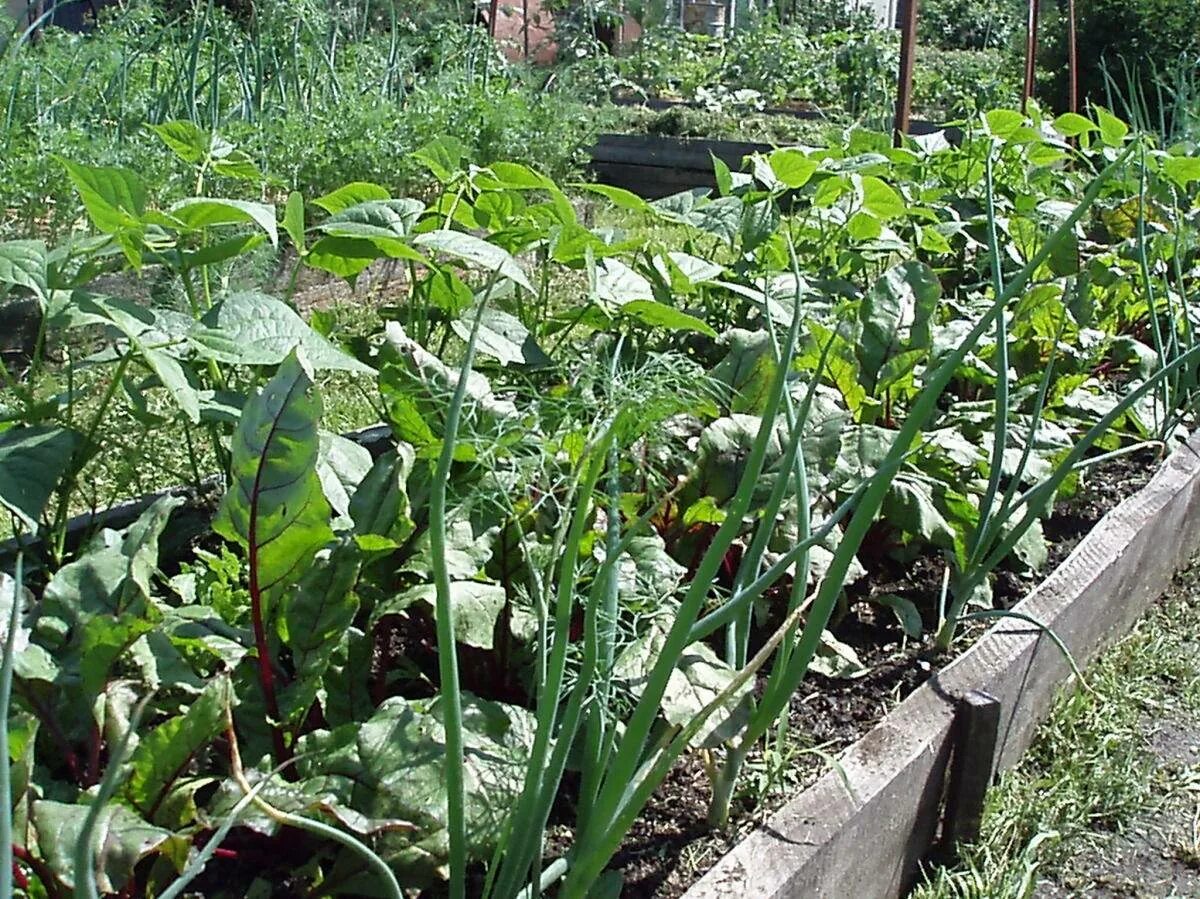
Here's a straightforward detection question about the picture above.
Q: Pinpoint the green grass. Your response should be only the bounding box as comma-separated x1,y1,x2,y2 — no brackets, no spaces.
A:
914,561,1200,898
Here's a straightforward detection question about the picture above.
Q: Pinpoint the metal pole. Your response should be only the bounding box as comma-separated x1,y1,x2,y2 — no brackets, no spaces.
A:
892,0,918,146
1021,0,1040,112
1066,0,1078,114
523,0,530,59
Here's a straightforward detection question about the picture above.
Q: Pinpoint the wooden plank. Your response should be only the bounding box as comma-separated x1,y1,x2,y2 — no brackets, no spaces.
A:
590,161,719,199
684,432,1200,898
941,690,1002,851
0,424,395,569
591,133,772,169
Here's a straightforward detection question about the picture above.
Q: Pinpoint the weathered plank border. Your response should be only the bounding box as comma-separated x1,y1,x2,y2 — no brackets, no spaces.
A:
589,120,961,198
0,424,394,567
684,433,1200,898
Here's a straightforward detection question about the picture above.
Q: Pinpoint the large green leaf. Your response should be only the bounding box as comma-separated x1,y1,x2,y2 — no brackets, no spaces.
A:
316,431,373,519
607,534,687,603
413,231,534,292
857,261,941,392
29,800,180,892
0,425,80,530
305,235,386,281
767,148,819,188
403,518,497,581
653,251,723,291
882,475,956,549
79,615,156,698
140,345,201,423
372,581,506,650
1162,155,1200,188
614,620,751,748
58,159,146,235
0,239,48,297
620,300,717,337
449,306,550,366
68,293,203,422
711,328,776,414
312,197,430,267
169,198,278,247
693,414,787,505
283,191,306,254
148,121,211,164
663,640,753,748
313,182,391,214
740,199,780,251
197,291,373,374
572,182,652,214
279,541,361,723
859,175,905,220
322,198,424,237
42,497,181,624
295,694,536,887
348,447,416,541
0,571,56,684
595,258,654,306
125,677,230,826
684,197,743,245
213,351,334,611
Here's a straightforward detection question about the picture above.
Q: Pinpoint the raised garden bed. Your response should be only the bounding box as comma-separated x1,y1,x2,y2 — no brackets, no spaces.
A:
677,432,1200,898
591,98,961,197
2,106,1197,899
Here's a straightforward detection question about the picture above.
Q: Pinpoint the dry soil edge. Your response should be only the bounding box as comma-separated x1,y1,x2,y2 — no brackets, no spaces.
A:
683,432,1200,899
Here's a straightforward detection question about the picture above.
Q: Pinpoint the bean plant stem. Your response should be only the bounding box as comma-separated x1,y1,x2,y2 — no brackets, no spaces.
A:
52,349,133,564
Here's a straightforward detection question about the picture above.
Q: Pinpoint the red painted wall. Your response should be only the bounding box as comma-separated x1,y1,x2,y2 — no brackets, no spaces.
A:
488,1,642,64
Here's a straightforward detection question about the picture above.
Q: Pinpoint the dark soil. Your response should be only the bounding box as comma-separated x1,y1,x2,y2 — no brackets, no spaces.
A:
610,446,1163,898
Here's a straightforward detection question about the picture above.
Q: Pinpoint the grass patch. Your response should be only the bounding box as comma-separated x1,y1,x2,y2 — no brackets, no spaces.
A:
914,561,1200,897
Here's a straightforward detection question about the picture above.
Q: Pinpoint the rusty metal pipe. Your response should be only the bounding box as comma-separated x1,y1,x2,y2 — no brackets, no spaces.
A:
893,0,919,145
1067,0,1078,113
1022,0,1040,112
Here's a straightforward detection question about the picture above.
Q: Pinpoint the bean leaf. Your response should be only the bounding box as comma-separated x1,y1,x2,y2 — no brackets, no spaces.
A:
0,426,81,530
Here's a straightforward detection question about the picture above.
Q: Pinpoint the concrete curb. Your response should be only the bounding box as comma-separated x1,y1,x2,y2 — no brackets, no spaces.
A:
683,433,1200,898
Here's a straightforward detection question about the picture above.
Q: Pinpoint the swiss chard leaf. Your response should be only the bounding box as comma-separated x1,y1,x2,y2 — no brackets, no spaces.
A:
294,694,535,888
857,262,940,394
213,351,334,612
279,541,361,723
29,800,181,893
125,677,231,826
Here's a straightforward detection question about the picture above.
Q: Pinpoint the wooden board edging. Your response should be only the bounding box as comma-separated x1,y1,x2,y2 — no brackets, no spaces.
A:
0,424,394,568
683,434,1200,898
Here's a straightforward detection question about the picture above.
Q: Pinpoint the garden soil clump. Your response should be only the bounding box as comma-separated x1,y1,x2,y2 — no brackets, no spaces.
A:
612,448,1163,898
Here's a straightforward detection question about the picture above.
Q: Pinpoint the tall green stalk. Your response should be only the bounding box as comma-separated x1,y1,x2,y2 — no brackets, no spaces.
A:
431,267,500,898
0,552,22,899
